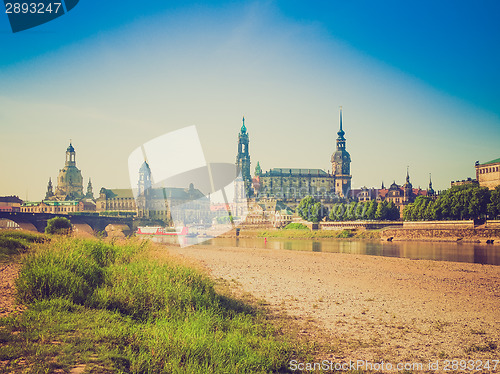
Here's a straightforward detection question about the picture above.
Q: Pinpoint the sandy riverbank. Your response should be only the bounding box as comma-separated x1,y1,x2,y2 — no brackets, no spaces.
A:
168,244,500,371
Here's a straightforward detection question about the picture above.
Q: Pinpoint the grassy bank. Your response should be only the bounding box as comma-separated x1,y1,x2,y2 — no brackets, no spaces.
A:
0,230,45,262
0,235,303,373
257,229,381,240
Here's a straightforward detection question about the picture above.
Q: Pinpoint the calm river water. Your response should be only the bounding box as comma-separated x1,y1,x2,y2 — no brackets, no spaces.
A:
169,237,500,266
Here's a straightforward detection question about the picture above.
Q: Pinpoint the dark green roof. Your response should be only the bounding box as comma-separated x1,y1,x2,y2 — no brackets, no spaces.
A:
150,187,205,200
480,158,500,166
103,189,135,199
22,200,79,206
264,168,329,177
102,187,205,200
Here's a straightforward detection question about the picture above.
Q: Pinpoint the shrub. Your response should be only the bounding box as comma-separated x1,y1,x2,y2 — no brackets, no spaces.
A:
337,230,353,238
283,223,309,230
45,217,72,235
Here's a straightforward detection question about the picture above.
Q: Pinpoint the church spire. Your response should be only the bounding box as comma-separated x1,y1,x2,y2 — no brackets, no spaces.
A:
406,166,410,183
45,178,54,200
255,161,262,177
331,106,351,197
241,116,246,133
428,173,435,196
86,178,94,199
337,106,345,140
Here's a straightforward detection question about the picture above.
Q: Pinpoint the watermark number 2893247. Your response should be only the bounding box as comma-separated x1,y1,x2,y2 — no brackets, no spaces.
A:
3,0,79,32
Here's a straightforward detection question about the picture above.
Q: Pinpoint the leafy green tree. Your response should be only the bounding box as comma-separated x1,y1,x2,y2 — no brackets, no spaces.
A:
355,202,366,220
365,200,378,220
329,203,343,221
386,201,401,221
297,196,326,223
328,203,338,221
468,187,491,219
345,202,358,220
45,217,72,235
488,185,500,219
410,196,431,221
375,200,388,220
423,200,437,221
433,184,491,220
403,203,414,221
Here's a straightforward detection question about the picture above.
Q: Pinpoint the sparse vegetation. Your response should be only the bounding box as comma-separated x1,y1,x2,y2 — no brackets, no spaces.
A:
0,230,45,262
466,341,498,353
283,222,310,230
258,228,381,239
0,236,299,373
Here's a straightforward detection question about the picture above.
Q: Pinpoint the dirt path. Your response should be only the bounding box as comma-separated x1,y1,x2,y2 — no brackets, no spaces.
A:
0,263,22,318
168,244,500,370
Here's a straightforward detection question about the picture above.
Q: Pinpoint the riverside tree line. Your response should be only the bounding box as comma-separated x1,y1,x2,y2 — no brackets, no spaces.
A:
297,184,500,223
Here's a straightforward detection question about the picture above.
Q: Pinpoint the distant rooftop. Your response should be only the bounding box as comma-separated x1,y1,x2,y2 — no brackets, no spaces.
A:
0,196,22,204
480,157,500,166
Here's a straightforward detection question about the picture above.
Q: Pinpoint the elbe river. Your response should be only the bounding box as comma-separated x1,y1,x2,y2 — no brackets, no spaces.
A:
169,237,500,266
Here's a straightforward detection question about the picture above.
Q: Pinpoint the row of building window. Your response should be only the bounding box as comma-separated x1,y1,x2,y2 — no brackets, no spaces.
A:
22,206,75,213
107,203,135,209
480,166,499,174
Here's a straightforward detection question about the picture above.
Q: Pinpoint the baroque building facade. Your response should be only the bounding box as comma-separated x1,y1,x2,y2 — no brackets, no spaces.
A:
475,157,500,190
96,161,210,225
48,143,91,201
21,142,96,213
253,108,351,201
374,170,431,216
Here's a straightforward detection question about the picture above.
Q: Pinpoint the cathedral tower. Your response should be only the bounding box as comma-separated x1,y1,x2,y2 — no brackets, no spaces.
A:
45,178,54,200
236,117,253,197
427,173,435,196
54,142,84,200
136,161,152,218
86,178,94,199
331,107,352,197
403,167,414,203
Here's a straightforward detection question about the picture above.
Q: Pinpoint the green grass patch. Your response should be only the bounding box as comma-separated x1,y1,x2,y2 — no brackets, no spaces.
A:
258,228,381,240
283,223,309,230
0,230,45,262
1,237,299,373
466,341,498,353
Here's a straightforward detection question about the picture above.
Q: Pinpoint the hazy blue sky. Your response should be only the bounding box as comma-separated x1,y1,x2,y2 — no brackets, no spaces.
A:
0,0,499,199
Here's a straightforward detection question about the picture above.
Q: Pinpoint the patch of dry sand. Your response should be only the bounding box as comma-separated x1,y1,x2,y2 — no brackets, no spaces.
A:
168,244,500,370
0,263,23,318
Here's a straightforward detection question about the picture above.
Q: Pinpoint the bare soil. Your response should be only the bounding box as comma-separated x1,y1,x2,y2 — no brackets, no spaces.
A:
0,263,23,318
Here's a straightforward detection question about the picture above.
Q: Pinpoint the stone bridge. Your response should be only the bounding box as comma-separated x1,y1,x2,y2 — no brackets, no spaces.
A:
0,212,133,233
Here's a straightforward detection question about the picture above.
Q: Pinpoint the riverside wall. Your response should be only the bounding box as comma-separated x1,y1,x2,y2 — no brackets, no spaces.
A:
319,221,403,230
384,226,500,242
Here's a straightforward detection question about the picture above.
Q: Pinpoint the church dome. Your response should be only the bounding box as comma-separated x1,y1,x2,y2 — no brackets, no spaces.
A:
389,181,399,190
67,143,75,152
331,149,350,163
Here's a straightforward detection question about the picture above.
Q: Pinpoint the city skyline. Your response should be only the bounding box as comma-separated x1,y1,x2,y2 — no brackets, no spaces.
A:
1,1,499,200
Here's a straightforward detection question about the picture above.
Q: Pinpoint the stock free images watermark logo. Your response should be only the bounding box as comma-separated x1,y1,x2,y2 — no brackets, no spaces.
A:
3,0,79,33
128,126,248,248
